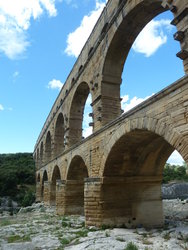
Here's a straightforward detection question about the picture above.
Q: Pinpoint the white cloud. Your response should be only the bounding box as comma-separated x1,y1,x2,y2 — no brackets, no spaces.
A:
83,93,92,138
47,79,64,90
167,150,184,165
83,126,92,138
65,0,106,57
13,71,19,78
85,93,92,106
64,0,72,4
0,104,4,111
121,94,154,113
0,0,58,59
63,0,78,8
132,19,172,57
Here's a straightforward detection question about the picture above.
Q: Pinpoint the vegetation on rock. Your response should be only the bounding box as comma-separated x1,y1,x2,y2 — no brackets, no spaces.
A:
163,162,188,184
0,153,35,207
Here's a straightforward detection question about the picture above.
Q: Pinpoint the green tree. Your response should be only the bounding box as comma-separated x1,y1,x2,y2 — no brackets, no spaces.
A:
0,153,35,206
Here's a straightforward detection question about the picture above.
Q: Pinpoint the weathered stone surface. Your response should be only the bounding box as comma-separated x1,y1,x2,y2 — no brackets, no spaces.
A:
33,0,188,228
0,200,187,250
162,183,188,199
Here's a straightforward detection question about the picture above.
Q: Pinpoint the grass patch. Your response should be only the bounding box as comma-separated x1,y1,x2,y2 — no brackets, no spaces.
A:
7,234,31,243
60,237,71,246
88,227,98,232
125,242,139,250
116,237,125,242
183,236,188,243
61,216,72,227
61,216,69,221
81,221,85,227
142,238,152,245
101,224,112,230
62,221,71,227
0,219,13,227
142,233,148,238
163,232,171,241
75,229,88,238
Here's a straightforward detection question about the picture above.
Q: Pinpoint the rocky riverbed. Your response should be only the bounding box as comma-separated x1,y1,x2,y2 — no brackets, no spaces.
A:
0,199,188,250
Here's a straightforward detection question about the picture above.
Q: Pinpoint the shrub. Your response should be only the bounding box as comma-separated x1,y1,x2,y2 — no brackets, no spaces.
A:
21,190,35,207
125,242,139,250
163,163,188,183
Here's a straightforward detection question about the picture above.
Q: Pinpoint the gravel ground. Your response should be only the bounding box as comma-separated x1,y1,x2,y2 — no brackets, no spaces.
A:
0,199,188,250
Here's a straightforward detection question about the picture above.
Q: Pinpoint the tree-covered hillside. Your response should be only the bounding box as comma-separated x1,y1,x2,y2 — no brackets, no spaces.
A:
163,162,188,184
0,153,35,206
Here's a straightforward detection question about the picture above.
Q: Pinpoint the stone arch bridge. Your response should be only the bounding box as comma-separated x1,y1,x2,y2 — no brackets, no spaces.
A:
34,0,188,227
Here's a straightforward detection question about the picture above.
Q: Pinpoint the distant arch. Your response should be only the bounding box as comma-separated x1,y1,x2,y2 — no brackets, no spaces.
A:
54,113,65,157
52,165,61,182
40,141,44,165
67,155,88,180
37,172,40,183
45,131,52,162
50,165,61,205
66,155,88,215
36,148,40,168
41,170,48,199
68,82,91,146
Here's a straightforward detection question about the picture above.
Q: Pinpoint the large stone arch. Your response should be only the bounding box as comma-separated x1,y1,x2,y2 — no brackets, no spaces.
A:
54,113,65,157
64,155,89,215
102,0,167,80
100,117,188,176
96,117,187,227
100,0,186,124
68,82,92,146
45,131,52,163
50,165,61,205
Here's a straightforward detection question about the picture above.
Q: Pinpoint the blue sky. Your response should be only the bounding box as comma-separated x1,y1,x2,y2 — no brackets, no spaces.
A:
0,0,185,165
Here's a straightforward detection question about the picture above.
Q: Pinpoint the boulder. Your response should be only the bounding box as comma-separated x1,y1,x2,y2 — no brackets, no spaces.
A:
162,183,188,199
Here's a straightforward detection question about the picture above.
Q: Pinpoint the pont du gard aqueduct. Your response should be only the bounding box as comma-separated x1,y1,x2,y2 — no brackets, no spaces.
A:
34,0,188,228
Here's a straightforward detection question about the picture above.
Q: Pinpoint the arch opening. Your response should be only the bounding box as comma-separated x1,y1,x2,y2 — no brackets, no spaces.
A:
36,148,40,169
50,165,61,205
69,82,93,146
120,11,184,114
54,113,65,157
45,131,52,163
37,173,40,183
82,93,92,139
41,170,48,200
66,156,88,215
101,129,187,227
40,142,44,166
102,2,184,122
